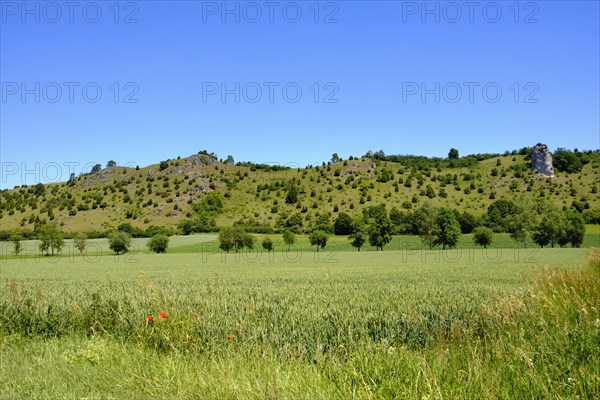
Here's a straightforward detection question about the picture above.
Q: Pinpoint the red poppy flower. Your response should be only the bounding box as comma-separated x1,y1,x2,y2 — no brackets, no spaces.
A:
146,315,153,322
191,313,198,317
227,335,232,341
159,312,167,319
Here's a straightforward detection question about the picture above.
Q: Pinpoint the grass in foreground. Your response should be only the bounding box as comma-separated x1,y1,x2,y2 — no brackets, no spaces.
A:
0,249,598,398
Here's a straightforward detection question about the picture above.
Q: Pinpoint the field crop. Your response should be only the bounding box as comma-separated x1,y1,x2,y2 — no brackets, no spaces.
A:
1,237,598,399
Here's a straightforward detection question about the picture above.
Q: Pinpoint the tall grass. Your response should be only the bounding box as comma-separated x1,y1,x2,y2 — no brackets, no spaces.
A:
1,250,598,398
589,248,600,273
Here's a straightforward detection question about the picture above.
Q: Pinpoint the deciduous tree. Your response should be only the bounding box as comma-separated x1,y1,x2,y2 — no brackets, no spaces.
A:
415,203,440,250
309,230,329,252
283,230,296,250
219,227,254,253
38,223,64,256
147,234,169,253
334,212,354,235
108,231,132,254
364,204,393,251
473,227,493,249
434,208,461,249
75,233,88,255
262,237,274,252
10,231,23,256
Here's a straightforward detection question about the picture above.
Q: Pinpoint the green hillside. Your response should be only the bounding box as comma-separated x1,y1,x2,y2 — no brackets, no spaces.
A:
1,148,599,234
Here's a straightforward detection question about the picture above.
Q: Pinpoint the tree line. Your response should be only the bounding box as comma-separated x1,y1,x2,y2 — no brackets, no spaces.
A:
7,223,171,257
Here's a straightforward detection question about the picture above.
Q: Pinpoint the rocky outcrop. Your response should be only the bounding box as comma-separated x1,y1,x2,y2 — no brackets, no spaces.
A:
531,143,554,177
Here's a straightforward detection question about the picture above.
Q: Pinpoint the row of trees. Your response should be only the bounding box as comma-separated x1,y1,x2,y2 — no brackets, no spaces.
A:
8,225,170,256
218,198,585,253
321,199,585,250
6,197,587,257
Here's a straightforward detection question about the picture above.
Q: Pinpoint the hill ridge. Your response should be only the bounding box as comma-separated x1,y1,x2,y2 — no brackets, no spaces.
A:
1,147,598,233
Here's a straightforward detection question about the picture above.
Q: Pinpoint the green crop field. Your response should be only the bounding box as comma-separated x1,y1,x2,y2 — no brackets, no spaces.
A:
1,235,598,399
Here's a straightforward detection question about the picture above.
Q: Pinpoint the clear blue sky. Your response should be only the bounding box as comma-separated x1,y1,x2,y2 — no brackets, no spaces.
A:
1,1,599,189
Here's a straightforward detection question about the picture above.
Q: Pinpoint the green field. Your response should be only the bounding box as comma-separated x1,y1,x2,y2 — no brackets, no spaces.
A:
1,235,598,399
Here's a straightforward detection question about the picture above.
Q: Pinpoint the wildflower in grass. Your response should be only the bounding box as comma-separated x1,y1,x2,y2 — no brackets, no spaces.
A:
146,315,153,322
159,312,167,319
191,312,198,317
227,335,232,341
72,306,79,311
67,315,71,319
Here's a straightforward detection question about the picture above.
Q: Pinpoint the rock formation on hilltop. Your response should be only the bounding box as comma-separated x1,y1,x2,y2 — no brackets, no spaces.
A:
531,143,555,177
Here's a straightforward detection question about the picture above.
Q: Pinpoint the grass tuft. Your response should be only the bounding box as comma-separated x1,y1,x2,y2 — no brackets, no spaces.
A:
589,248,600,273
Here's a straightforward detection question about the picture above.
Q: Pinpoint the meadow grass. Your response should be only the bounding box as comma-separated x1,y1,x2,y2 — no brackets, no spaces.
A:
1,242,598,398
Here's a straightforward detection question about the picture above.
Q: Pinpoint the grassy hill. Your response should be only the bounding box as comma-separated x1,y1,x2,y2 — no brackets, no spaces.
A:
1,149,599,233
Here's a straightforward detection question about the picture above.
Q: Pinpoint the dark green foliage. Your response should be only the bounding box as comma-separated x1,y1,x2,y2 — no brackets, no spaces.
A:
349,219,367,251
34,183,45,196
276,212,303,233
531,207,585,248
448,148,459,160
459,211,479,234
434,208,461,249
261,237,274,252
313,213,333,233
364,204,393,251
117,222,143,238
38,223,64,256
144,225,174,238
532,215,559,248
193,192,224,215
147,234,169,253
415,203,439,249
178,212,217,234
583,208,600,224
486,199,518,232
108,231,132,254
282,230,296,250
561,211,585,248
377,169,393,183
74,233,87,254
473,227,493,248
334,212,354,235
425,185,436,199
10,231,23,255
233,217,273,234
177,193,224,234
553,148,584,173
388,207,405,235
218,227,255,253
309,230,329,252
285,183,299,204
